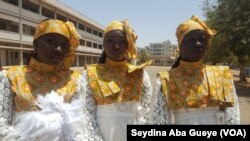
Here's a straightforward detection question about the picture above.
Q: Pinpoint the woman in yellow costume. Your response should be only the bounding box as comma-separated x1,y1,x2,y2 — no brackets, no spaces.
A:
149,15,240,124
0,19,98,140
82,20,152,141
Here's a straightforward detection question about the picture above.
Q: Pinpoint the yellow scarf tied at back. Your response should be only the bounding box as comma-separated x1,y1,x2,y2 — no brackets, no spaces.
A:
176,15,217,48
104,20,137,59
34,19,80,68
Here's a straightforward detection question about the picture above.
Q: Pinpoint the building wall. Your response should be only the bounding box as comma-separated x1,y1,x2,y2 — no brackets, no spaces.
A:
148,40,176,66
0,0,104,67
0,49,6,66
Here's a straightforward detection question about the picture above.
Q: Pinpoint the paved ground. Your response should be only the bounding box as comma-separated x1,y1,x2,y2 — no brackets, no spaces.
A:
72,65,250,124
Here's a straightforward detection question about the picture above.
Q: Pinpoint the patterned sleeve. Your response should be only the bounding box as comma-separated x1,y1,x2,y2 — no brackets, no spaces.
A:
137,70,153,124
148,76,170,125
81,70,103,141
0,70,16,140
225,80,240,124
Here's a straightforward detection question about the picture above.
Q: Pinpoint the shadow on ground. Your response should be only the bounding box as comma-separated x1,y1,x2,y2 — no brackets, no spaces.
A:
234,81,250,97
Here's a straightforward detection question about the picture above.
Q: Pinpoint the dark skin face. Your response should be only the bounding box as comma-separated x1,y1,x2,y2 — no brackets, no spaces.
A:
180,30,210,62
104,30,128,61
33,33,70,65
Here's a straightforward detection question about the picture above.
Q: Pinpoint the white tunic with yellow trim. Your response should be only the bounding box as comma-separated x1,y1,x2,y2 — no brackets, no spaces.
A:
149,61,240,125
83,59,153,141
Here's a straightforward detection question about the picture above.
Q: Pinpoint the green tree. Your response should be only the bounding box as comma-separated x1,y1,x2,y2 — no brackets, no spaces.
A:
203,0,250,82
204,34,238,65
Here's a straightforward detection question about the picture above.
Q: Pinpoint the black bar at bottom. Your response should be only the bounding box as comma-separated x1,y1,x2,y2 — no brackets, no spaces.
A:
127,125,250,141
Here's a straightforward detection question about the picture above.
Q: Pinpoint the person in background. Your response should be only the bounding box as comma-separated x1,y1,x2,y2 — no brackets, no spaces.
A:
81,20,153,141
149,15,240,125
0,19,97,140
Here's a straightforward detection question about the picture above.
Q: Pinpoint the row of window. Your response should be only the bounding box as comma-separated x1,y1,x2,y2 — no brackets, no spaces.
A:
0,18,19,32
1,50,100,66
10,51,100,61
0,18,102,49
0,18,40,35
0,41,102,56
151,53,165,55
79,39,103,49
2,0,18,6
2,0,103,38
150,45,163,48
154,60,161,63
150,49,165,51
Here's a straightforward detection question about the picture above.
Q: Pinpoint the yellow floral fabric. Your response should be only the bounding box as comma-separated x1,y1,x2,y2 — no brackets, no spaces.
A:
104,20,137,59
159,60,235,110
176,15,217,47
86,58,144,105
6,58,80,112
34,19,80,68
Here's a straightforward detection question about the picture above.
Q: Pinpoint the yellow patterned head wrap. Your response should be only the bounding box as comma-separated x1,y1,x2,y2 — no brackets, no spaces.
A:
176,15,217,48
104,20,137,59
33,19,80,68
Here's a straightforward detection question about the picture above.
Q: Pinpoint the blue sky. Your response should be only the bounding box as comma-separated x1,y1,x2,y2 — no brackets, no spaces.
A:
59,0,206,47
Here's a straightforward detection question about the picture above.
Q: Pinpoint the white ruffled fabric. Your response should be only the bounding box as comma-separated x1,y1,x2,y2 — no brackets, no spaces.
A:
0,117,19,141
4,91,86,141
0,70,96,141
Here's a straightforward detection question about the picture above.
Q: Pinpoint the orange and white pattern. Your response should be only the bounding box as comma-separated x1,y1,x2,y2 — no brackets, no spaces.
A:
6,58,80,112
159,60,235,110
86,58,143,105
